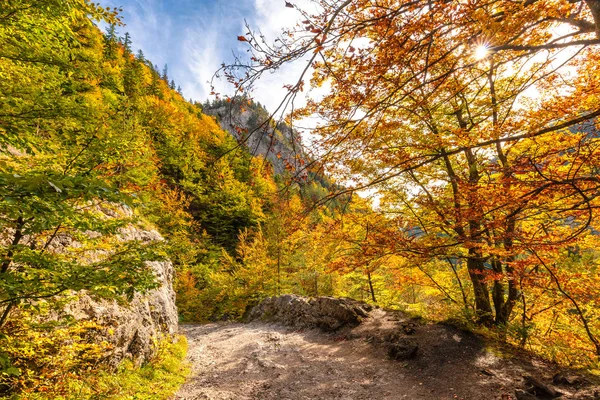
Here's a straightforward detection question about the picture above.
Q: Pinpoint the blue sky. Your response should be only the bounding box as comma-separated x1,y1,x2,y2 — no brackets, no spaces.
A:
99,0,308,110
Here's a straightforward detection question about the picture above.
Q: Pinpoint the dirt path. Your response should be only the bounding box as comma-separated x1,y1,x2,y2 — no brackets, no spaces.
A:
174,310,599,400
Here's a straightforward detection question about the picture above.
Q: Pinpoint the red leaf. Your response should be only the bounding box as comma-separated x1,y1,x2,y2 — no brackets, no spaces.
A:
285,1,294,8
237,36,248,42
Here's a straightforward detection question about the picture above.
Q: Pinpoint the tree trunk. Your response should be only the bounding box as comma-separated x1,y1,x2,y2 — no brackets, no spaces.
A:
366,270,377,303
0,217,26,327
494,217,519,326
467,253,493,325
491,258,505,323
1,216,24,274
277,247,281,296
0,302,14,329
496,274,519,326
585,0,600,38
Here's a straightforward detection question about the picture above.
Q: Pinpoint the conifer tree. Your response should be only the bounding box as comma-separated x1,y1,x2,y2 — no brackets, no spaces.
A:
162,64,169,82
122,32,132,55
103,23,118,59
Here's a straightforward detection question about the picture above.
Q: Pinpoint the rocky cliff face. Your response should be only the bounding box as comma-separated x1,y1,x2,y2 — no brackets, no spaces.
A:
63,242,178,366
51,208,179,366
204,102,308,179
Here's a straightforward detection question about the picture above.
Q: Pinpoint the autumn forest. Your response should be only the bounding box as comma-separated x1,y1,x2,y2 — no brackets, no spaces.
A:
1,0,600,398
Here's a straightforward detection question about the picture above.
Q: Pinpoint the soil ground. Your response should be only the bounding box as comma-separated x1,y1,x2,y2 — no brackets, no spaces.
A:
174,309,600,400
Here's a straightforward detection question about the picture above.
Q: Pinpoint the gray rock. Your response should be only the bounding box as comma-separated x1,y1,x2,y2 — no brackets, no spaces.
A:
515,389,539,400
3,203,178,367
248,295,372,332
63,258,178,367
553,372,584,386
386,339,418,360
523,375,562,399
55,213,178,366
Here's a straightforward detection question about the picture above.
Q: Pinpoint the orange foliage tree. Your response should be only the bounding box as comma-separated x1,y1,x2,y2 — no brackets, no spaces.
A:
224,0,600,353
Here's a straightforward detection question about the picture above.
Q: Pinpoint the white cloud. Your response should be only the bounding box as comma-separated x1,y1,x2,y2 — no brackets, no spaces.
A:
182,22,225,101
252,0,304,41
105,0,172,66
246,0,323,112
99,0,329,111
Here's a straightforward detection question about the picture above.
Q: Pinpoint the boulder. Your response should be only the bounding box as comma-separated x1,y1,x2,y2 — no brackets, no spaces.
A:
248,295,372,332
553,372,584,386
386,339,419,360
56,210,178,366
63,257,178,366
520,375,562,399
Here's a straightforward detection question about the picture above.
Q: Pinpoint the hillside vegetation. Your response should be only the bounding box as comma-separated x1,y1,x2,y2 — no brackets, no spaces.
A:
1,0,600,398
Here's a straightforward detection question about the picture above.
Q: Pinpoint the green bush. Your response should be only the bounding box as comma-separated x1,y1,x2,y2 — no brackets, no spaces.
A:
2,332,189,400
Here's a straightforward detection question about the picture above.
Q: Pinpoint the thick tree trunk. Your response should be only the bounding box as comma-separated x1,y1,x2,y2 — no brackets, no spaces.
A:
491,258,505,322
586,0,600,38
467,253,493,326
492,277,519,326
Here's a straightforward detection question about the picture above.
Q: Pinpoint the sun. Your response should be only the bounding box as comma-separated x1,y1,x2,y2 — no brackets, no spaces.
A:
475,45,489,60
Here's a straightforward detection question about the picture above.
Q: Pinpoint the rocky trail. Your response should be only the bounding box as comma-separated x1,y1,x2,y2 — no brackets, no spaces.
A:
174,296,600,400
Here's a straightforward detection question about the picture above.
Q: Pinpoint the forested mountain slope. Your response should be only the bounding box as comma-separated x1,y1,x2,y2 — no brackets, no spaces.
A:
203,99,307,178
0,1,275,396
0,2,356,396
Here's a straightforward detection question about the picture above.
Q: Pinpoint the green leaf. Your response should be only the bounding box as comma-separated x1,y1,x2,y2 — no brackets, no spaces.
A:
5,367,21,377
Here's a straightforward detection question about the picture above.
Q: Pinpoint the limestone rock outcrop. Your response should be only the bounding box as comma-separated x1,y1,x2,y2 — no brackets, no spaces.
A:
63,256,178,366
54,207,178,366
248,295,372,332
205,104,307,179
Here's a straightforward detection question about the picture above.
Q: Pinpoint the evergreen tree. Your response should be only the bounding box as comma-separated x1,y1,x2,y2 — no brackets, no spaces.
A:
103,23,118,59
124,54,143,98
122,32,132,55
149,70,161,97
162,64,169,82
